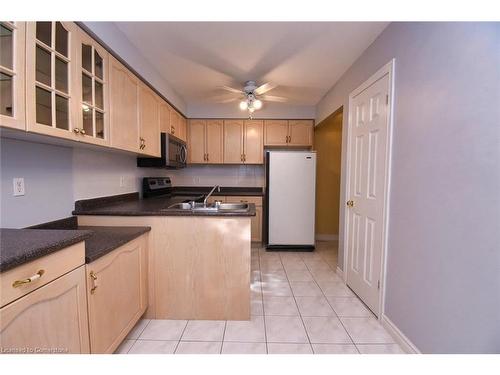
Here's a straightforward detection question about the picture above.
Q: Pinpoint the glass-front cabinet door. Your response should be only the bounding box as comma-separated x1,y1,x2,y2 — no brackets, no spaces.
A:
25,22,78,139
0,22,26,130
76,31,109,145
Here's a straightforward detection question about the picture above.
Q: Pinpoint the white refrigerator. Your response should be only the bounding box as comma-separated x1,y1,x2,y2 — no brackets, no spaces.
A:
265,151,316,250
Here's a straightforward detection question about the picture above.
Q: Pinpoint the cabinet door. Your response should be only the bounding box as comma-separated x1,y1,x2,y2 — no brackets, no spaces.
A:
139,83,160,157
206,119,223,164
159,102,171,134
244,120,264,164
170,110,180,137
26,22,79,140
0,266,90,354
75,30,109,146
178,116,187,141
252,206,262,242
0,22,25,130
288,120,313,146
264,120,288,146
223,120,244,164
188,119,206,164
109,56,139,152
86,236,148,354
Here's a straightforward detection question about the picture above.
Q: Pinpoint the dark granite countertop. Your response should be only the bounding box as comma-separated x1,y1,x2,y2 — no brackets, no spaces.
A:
73,193,256,217
30,217,151,264
0,228,92,273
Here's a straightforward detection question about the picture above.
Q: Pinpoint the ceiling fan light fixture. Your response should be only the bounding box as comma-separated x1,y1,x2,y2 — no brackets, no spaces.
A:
239,100,248,110
253,99,262,110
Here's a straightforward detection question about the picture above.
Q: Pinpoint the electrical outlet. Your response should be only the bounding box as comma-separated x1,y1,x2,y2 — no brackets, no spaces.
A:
13,178,25,196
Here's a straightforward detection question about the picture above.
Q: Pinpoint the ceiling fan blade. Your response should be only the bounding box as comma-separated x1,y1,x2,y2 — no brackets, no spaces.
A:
215,97,239,104
260,94,288,103
218,85,245,94
254,82,277,95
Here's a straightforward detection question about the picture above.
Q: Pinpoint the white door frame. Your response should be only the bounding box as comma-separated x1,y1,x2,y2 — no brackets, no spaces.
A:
342,59,395,318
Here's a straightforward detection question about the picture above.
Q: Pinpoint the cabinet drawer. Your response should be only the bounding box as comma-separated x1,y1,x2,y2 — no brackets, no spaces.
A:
0,242,85,307
225,196,262,206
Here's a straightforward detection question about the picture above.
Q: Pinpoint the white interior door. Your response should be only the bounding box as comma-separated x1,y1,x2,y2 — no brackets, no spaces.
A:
346,72,391,317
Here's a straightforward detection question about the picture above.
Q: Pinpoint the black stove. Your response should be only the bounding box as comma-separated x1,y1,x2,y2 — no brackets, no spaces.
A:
142,177,204,203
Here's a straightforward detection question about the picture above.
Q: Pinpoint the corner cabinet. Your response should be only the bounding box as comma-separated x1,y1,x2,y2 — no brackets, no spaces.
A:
0,22,26,130
25,22,80,140
109,55,139,153
86,235,148,354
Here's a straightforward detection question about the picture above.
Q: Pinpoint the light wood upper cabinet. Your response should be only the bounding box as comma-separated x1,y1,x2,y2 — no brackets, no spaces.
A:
25,22,79,140
86,235,148,354
264,120,288,146
223,119,244,164
170,109,180,138
159,102,171,134
138,83,160,157
0,265,90,354
109,55,139,152
243,120,264,164
264,119,314,147
75,29,109,146
188,119,206,163
178,116,187,142
0,22,26,130
288,120,313,146
188,119,224,164
206,120,223,163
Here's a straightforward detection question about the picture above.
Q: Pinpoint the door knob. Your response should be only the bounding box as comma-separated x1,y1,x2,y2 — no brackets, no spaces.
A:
346,200,354,207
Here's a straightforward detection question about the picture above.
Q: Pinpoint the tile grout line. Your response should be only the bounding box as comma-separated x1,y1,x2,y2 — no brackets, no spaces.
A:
302,252,359,353
258,246,269,354
279,252,313,352
173,320,189,354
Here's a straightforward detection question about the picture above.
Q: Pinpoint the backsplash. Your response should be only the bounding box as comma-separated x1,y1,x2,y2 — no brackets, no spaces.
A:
0,137,265,227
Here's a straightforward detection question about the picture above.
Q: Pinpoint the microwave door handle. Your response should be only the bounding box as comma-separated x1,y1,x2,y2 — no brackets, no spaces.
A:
180,145,187,164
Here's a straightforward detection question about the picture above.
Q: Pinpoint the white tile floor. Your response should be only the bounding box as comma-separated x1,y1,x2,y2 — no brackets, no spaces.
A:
115,241,404,354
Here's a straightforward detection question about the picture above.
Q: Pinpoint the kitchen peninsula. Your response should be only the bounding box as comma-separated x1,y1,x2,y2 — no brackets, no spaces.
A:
74,182,255,321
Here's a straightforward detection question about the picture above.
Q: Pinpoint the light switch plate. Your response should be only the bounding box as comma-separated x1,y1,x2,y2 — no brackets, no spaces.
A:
13,178,25,196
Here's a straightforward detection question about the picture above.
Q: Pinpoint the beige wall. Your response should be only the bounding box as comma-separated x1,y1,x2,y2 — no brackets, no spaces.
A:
314,108,342,236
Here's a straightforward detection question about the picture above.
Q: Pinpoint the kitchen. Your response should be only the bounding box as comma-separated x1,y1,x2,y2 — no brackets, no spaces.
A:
1,6,499,369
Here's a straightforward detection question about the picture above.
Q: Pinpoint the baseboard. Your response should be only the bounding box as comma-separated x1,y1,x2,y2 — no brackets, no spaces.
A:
336,266,344,280
380,314,421,354
315,234,339,241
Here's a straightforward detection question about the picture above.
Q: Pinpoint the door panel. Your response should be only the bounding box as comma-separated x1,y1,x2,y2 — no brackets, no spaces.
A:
188,119,206,163
138,84,160,157
206,120,223,164
243,120,263,164
346,74,390,316
223,120,244,164
264,120,288,146
86,236,147,353
159,103,171,134
0,266,90,353
288,120,313,146
109,56,139,152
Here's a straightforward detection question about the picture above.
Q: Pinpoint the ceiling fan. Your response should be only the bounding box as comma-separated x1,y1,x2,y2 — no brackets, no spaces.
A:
216,80,287,116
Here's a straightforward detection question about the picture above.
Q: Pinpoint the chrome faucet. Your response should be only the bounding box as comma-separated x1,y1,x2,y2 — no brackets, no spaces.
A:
203,185,220,206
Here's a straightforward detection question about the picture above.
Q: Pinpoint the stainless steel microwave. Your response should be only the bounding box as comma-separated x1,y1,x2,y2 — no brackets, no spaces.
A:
137,133,187,169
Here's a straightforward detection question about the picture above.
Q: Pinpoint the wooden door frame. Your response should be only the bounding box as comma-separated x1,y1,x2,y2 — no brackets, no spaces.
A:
342,59,395,318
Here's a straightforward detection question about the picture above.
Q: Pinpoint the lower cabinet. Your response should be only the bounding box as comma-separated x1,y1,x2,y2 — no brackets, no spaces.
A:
86,235,148,353
210,196,263,242
0,265,90,354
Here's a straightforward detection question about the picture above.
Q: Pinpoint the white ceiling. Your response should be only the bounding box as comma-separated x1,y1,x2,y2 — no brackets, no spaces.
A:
114,22,388,110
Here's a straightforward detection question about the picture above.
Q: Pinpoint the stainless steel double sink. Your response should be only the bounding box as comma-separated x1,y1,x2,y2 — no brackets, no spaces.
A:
164,201,250,213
